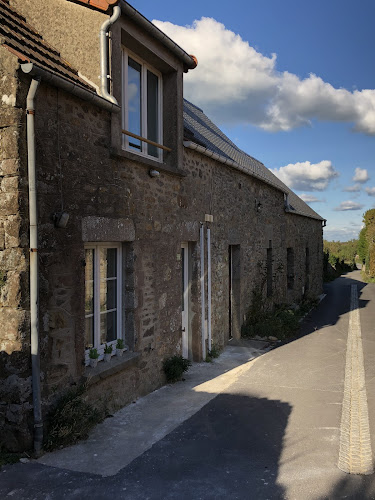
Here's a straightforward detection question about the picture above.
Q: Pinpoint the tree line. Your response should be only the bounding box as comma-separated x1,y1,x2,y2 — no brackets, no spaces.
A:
323,208,375,281
358,208,375,279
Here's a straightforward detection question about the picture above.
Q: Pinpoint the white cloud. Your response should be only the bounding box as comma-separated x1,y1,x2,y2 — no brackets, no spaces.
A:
154,18,375,134
323,225,362,241
353,167,370,183
270,160,339,191
299,194,324,203
334,200,364,211
365,187,375,196
343,184,361,192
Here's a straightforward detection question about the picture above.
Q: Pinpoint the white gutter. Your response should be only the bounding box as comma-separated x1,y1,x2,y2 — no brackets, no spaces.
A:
26,78,43,455
207,227,212,352
183,140,287,195
21,63,120,113
200,225,206,360
99,5,121,104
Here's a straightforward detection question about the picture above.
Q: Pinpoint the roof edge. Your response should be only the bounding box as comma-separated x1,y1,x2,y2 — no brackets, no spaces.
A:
184,141,324,221
120,1,197,71
21,62,120,113
183,140,287,195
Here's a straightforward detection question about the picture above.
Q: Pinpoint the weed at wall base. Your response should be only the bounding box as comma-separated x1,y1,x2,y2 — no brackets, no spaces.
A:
45,382,105,451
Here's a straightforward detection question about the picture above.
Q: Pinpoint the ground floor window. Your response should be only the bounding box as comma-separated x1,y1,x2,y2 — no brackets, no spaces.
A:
85,243,122,359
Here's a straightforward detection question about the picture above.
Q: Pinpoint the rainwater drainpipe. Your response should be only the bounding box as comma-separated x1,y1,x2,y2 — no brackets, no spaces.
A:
207,227,212,352
200,225,206,360
99,5,121,104
26,78,43,455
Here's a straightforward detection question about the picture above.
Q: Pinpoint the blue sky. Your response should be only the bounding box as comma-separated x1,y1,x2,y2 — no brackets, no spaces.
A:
138,0,375,241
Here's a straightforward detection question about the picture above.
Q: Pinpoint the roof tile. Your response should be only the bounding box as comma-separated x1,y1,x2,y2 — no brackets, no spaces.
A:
0,0,94,91
68,0,117,12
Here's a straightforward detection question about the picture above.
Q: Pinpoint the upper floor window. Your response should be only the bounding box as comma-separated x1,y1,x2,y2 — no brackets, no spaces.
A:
122,49,163,161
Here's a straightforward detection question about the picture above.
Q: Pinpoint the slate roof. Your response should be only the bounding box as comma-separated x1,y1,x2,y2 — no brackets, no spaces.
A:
0,0,93,91
183,99,324,221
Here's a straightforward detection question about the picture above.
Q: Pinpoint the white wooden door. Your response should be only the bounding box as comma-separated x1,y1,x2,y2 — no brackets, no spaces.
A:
181,243,189,358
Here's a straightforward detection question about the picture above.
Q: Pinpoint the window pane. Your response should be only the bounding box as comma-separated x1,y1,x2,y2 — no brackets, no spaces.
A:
106,248,117,278
85,316,94,349
99,248,117,312
100,279,117,312
85,248,94,281
147,70,159,158
85,249,94,315
100,311,117,344
99,248,117,279
128,57,142,151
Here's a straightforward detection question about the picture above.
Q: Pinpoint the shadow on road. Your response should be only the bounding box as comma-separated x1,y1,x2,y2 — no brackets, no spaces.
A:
0,394,291,499
317,473,375,499
282,272,370,347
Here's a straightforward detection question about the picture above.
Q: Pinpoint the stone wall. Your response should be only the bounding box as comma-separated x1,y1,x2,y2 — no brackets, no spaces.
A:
0,50,33,451
0,68,323,451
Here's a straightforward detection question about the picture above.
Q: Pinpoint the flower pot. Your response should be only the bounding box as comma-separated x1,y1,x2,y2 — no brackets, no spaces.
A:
104,353,112,362
90,358,98,368
116,348,124,357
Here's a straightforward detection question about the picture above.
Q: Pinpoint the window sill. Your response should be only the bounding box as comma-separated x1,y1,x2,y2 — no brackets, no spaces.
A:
83,351,140,385
110,147,186,177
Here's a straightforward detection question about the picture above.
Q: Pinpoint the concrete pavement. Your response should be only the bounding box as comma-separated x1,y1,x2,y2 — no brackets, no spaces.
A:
1,270,375,499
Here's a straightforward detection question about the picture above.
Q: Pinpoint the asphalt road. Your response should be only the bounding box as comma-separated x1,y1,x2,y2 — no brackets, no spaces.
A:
1,270,375,499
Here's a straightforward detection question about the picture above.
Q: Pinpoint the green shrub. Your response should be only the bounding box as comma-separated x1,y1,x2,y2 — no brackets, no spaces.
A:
163,355,191,383
206,343,221,362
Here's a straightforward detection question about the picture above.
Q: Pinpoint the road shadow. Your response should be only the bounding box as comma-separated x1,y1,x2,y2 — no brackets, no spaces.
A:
0,393,291,500
275,272,371,348
316,473,375,499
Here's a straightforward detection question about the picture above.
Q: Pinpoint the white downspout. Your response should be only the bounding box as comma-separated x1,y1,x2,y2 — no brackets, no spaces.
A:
27,78,43,455
207,227,212,352
200,224,206,360
99,5,121,104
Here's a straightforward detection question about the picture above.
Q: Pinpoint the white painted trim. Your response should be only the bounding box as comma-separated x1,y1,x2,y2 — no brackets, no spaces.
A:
200,225,206,360
207,228,212,351
181,242,189,359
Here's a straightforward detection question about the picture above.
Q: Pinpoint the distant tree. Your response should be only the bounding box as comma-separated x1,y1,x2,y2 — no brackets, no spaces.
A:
359,209,375,278
357,227,368,264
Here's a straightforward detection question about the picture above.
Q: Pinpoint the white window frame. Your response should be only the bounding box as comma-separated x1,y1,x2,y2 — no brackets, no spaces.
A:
84,242,123,364
122,48,163,162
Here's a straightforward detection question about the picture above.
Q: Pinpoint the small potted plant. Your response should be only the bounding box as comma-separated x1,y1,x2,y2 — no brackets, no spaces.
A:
103,343,113,362
116,338,125,357
89,347,99,368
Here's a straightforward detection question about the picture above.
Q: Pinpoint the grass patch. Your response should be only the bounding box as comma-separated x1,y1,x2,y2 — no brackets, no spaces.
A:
361,270,375,283
45,382,104,451
163,355,191,383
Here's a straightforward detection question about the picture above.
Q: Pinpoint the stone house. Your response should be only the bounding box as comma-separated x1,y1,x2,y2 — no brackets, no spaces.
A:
0,0,324,453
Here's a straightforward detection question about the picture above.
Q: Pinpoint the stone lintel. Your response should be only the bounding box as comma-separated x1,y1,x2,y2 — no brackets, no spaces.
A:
82,217,135,242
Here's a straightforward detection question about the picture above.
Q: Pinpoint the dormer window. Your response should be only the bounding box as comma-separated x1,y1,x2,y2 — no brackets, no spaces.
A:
122,49,163,161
